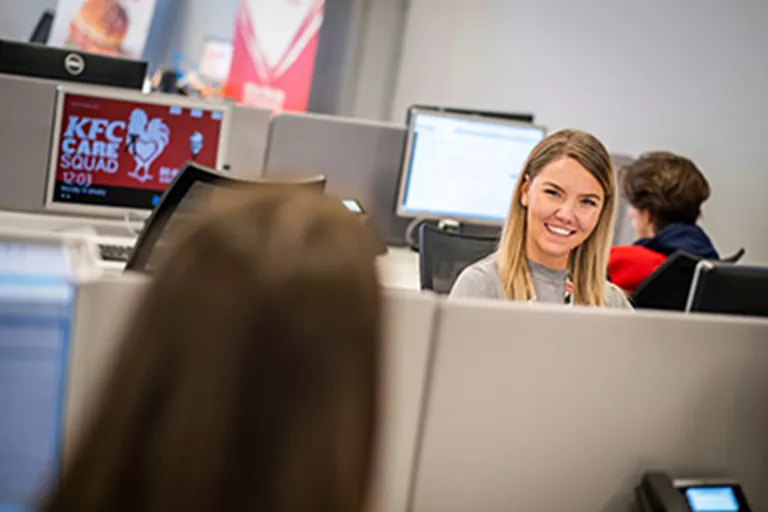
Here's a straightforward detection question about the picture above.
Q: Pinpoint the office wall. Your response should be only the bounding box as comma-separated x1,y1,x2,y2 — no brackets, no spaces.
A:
391,0,768,263
144,0,238,71
310,0,406,119
350,0,408,120
0,0,57,41
0,0,235,70
0,0,396,115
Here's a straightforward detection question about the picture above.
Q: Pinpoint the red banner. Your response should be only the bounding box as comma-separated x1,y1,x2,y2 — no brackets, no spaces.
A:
225,0,325,112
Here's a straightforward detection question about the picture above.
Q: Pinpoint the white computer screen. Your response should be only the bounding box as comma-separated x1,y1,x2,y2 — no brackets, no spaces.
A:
0,239,74,510
398,111,545,224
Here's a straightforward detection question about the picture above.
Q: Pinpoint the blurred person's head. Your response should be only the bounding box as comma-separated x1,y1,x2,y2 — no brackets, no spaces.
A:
619,151,711,239
498,129,617,306
44,191,381,512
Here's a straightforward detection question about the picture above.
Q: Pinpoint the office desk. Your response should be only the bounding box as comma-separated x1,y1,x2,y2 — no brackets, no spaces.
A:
0,209,423,289
99,246,422,289
90,244,423,288
101,244,422,290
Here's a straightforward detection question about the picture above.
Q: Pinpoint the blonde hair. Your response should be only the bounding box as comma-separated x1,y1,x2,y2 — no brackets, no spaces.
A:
497,129,616,306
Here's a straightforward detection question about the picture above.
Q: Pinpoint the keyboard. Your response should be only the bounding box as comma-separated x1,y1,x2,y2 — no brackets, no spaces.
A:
98,243,134,263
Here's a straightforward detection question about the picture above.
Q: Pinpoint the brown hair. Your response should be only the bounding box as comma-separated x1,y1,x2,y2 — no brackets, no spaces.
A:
498,129,616,306
45,191,381,512
619,151,710,232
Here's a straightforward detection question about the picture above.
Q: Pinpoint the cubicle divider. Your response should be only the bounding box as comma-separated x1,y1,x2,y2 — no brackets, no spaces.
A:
62,276,768,512
0,75,59,214
63,279,438,512
368,291,439,512
412,302,768,512
64,273,150,465
263,113,411,245
611,153,635,246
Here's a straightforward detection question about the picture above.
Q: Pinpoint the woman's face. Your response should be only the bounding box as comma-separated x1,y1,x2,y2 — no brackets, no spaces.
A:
521,156,605,269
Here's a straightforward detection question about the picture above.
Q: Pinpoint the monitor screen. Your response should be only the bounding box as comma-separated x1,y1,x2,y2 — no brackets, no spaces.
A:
0,239,74,510
45,89,229,215
342,199,364,213
685,486,741,511
397,110,545,224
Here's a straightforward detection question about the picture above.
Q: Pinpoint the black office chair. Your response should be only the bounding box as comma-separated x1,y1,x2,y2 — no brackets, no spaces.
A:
628,251,702,311
721,248,746,264
686,261,768,318
418,223,498,294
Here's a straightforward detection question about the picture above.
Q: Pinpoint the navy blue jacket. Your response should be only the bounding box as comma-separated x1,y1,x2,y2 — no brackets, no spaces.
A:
635,222,719,260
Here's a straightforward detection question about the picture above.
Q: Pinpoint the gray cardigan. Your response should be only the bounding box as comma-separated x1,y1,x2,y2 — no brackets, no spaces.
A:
450,255,632,309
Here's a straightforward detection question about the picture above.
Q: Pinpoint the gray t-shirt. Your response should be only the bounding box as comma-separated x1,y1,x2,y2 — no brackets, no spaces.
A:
449,255,632,309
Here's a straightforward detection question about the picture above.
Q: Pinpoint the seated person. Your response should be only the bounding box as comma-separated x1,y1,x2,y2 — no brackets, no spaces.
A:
43,191,381,512
609,152,719,293
450,129,630,308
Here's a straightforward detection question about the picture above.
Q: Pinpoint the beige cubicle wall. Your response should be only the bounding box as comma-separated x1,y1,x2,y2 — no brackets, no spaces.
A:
60,280,438,512
63,273,150,465
411,301,768,512
59,273,768,511
263,113,410,245
368,291,438,512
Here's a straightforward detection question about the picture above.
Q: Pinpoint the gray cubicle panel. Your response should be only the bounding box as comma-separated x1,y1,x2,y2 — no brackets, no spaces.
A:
611,153,635,246
0,74,268,217
63,273,150,466
221,103,271,178
368,291,438,512
263,113,410,245
0,74,59,214
412,302,768,512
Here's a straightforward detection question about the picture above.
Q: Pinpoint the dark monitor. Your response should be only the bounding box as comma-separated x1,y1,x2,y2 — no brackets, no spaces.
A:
125,162,326,274
406,104,534,125
0,39,146,90
686,261,768,318
29,10,55,44
0,236,75,509
45,85,231,217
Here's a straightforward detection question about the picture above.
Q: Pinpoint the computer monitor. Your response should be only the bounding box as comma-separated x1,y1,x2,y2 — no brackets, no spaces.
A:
396,108,546,225
405,104,535,125
685,261,768,318
125,162,326,273
0,39,147,90
0,234,77,510
44,85,231,217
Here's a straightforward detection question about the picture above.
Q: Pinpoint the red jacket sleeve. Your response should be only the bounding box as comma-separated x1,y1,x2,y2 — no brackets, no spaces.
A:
608,246,667,293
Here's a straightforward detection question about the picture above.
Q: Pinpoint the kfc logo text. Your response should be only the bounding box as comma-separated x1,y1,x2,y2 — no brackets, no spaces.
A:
59,109,172,184
60,116,125,174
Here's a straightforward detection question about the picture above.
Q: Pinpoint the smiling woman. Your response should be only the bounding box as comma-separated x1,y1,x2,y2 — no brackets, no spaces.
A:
450,129,631,308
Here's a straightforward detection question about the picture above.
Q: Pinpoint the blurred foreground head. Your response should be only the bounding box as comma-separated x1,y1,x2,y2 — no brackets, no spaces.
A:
45,191,381,512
